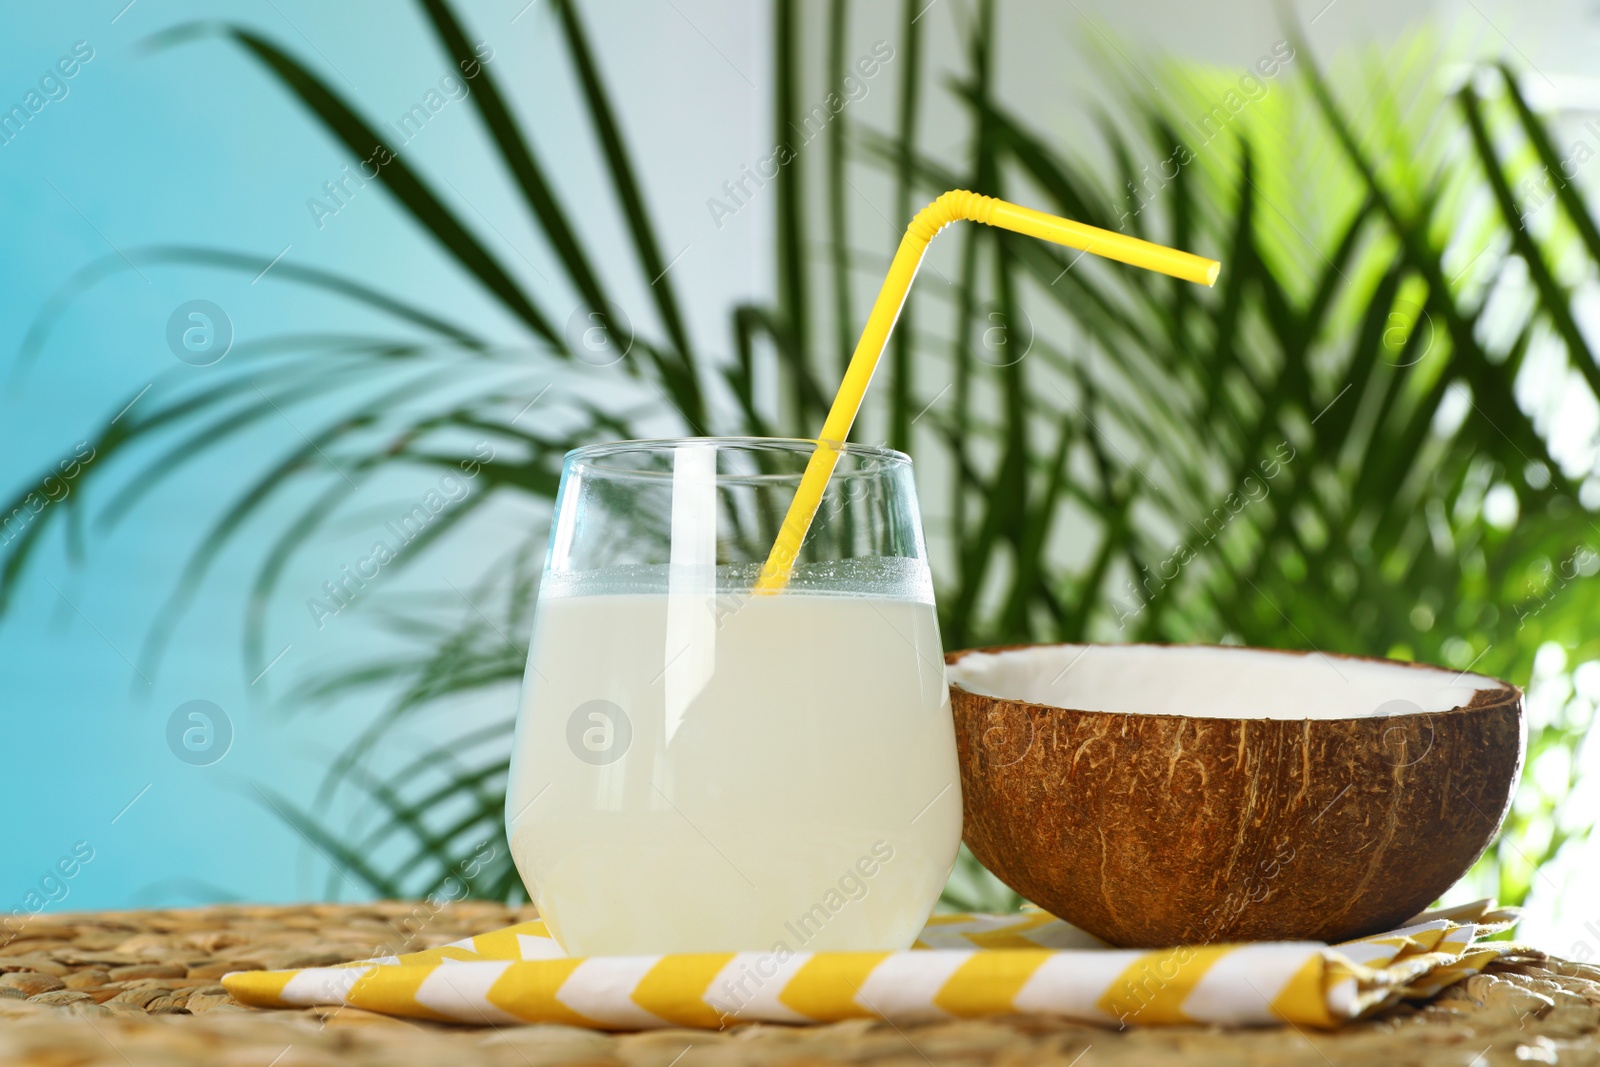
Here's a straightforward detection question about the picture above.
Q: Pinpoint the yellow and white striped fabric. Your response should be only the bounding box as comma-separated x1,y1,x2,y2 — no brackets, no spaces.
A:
223,900,1520,1030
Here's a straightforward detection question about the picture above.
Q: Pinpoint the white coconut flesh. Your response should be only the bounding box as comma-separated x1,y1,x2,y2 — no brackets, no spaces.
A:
948,644,1501,721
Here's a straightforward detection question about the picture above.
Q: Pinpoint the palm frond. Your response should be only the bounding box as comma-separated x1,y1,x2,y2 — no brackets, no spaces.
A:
9,10,1598,914
145,22,557,343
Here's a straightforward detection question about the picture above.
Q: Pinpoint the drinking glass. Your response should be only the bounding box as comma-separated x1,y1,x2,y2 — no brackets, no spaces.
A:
506,438,961,957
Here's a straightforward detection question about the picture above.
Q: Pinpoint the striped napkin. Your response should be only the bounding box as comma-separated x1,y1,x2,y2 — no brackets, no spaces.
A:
223,900,1519,1030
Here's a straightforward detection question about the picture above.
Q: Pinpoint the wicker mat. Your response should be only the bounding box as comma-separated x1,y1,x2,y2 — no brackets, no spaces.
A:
2,902,1597,1066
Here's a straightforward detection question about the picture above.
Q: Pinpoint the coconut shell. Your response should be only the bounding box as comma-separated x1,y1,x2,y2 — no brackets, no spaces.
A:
949,645,1525,949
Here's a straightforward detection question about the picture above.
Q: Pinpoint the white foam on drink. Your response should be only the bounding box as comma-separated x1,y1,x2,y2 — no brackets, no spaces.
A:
537,556,935,602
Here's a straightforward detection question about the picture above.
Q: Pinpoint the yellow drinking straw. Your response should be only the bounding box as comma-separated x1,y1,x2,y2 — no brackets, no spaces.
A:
753,189,1220,594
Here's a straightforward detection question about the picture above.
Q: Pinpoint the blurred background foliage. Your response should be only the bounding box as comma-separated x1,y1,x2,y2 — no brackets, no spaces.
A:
5,0,1599,914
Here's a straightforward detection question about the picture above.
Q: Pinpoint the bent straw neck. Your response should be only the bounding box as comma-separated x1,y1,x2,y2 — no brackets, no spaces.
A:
906,189,999,242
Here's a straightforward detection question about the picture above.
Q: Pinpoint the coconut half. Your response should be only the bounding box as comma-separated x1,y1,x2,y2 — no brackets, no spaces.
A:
947,644,1524,948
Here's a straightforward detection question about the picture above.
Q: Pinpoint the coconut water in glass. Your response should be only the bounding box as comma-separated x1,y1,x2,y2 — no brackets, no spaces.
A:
506,438,961,957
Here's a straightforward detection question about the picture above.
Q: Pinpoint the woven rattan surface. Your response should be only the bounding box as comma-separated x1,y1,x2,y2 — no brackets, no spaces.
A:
2,901,1596,1065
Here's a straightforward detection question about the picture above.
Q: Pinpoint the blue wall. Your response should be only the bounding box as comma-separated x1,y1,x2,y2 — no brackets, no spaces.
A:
0,0,769,913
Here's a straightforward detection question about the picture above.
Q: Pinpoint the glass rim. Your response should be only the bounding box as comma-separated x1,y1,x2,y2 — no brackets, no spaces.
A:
564,437,913,481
